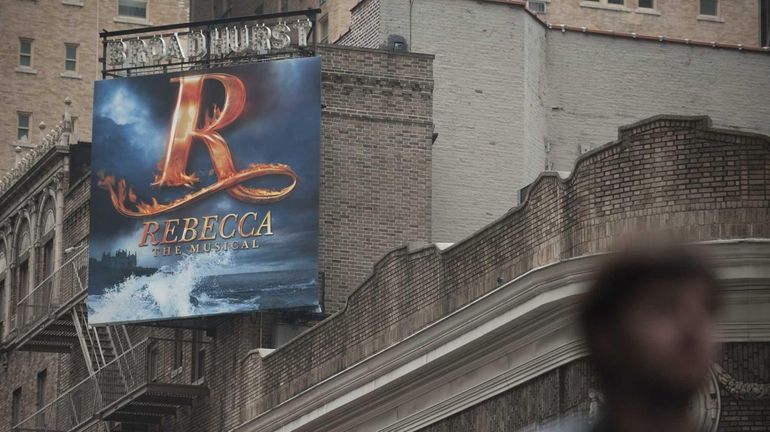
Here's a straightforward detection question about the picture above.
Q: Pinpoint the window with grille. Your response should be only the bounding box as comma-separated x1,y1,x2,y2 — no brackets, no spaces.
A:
527,1,547,13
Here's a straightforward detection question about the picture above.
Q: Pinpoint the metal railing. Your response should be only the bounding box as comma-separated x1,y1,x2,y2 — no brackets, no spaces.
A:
13,337,205,432
12,247,88,336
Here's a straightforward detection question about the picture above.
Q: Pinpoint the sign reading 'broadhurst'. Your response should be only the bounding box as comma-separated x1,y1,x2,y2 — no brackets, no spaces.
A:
88,57,321,324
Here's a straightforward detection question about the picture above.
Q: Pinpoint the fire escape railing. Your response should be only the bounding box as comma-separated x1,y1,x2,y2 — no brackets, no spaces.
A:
12,337,205,432
12,247,89,338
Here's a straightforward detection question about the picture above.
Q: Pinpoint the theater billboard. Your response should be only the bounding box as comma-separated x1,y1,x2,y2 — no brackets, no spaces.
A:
88,57,321,324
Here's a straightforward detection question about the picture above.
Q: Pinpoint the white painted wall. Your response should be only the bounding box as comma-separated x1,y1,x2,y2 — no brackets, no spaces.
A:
348,0,770,243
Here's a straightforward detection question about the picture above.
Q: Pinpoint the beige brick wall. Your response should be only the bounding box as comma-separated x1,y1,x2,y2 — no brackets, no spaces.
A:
540,0,763,47
0,0,189,174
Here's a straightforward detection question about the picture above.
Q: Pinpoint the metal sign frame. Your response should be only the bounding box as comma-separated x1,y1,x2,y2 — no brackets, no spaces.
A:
100,9,321,79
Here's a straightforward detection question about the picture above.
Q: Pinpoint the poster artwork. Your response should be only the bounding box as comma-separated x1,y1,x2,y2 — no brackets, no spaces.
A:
88,57,321,324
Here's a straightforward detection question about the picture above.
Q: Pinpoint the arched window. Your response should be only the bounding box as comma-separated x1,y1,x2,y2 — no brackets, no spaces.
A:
16,220,31,307
39,205,56,281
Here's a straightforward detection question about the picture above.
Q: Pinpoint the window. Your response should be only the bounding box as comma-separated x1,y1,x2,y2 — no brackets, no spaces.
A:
191,330,205,382
17,112,31,142
254,4,264,14
35,370,46,428
36,370,47,409
19,39,32,67
173,329,184,370
11,388,22,427
527,0,547,13
42,240,54,276
65,44,78,72
147,342,159,381
638,0,653,8
18,259,29,301
118,0,147,18
281,0,288,12
700,0,717,15
0,280,5,340
607,0,623,4
320,15,329,44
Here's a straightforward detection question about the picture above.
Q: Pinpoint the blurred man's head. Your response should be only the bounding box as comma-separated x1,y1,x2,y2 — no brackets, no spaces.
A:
580,246,721,403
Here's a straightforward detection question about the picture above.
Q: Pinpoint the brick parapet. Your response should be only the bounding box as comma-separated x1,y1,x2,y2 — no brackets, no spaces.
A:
237,115,770,423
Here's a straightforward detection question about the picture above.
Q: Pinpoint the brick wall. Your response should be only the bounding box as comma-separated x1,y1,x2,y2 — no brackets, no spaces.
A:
0,352,63,432
317,45,434,312
337,0,381,47
236,116,770,424
718,343,770,432
542,0,762,47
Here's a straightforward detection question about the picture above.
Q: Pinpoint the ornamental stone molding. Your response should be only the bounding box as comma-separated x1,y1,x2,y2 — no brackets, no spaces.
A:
0,99,73,199
714,364,770,400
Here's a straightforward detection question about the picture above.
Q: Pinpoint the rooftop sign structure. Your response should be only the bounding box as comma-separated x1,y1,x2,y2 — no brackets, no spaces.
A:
100,9,321,78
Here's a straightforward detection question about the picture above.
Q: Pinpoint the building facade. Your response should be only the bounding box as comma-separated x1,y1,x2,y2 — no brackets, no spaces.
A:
3,111,767,432
0,3,768,432
0,0,190,173
191,0,770,49
528,0,770,48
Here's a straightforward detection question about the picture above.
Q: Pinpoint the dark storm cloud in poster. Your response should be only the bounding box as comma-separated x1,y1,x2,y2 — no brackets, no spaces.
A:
88,57,321,324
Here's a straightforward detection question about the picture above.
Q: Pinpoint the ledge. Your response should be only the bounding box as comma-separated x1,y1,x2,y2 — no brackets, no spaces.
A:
61,0,84,6
579,1,631,13
697,14,724,23
59,71,82,80
634,7,660,15
113,16,153,26
15,66,38,75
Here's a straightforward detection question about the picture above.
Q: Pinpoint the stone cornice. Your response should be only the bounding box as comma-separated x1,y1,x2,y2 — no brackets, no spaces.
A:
234,240,770,432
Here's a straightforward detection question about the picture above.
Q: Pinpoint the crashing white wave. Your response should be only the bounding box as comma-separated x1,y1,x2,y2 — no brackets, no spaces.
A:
88,250,245,324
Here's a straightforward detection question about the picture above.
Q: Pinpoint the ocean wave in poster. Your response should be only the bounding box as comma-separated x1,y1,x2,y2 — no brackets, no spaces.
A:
88,249,320,324
88,250,241,323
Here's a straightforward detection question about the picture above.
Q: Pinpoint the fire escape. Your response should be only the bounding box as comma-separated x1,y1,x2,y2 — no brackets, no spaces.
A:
8,247,208,432
2,110,208,432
